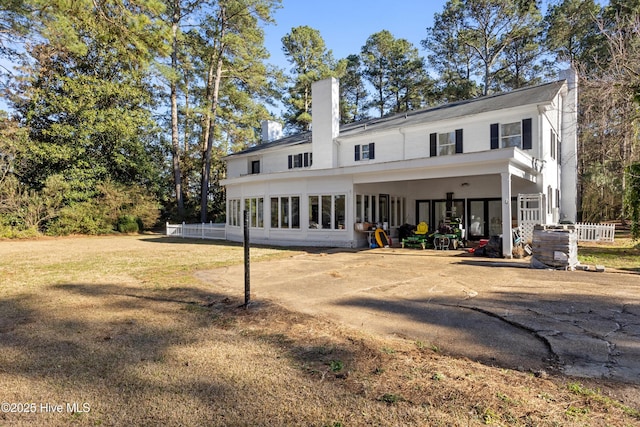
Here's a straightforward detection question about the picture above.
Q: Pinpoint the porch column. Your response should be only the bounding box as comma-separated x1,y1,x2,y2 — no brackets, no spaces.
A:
501,172,513,258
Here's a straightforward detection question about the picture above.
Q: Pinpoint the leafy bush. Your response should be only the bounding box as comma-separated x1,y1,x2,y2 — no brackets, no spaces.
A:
1,172,160,236
117,215,139,234
46,201,114,235
44,180,160,235
97,180,160,231
0,223,40,239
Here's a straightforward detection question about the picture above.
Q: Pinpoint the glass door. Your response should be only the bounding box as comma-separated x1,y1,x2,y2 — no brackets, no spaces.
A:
415,200,430,230
488,200,502,236
468,200,485,239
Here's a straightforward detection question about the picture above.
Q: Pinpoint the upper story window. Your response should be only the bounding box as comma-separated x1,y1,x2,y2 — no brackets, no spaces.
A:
250,160,260,174
355,143,375,161
550,130,557,160
430,129,463,156
288,152,312,169
490,119,532,150
439,132,456,156
501,122,521,148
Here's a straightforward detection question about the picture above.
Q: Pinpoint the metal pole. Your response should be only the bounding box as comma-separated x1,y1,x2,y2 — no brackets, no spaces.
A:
243,210,250,307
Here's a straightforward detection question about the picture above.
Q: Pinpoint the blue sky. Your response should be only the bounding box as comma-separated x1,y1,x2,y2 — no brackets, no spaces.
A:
263,0,447,72
0,1,446,114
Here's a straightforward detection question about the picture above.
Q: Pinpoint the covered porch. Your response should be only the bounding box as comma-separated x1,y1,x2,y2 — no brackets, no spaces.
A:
351,148,541,257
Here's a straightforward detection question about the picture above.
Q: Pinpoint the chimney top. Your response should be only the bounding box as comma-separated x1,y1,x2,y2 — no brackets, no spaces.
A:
261,120,283,143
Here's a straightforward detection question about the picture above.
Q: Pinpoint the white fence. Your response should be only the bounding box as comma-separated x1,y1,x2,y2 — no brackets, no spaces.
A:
166,222,226,240
575,222,615,242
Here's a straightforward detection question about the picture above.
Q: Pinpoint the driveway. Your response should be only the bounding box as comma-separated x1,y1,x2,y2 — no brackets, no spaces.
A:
196,248,640,384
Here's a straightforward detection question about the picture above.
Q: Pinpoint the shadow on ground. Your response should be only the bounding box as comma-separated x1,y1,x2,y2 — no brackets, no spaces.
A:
0,283,370,425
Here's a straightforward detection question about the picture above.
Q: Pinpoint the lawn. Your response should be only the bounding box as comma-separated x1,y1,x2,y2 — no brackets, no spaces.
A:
578,236,640,272
0,234,638,426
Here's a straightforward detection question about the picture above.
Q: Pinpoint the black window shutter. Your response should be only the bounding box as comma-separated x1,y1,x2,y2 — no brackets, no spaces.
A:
522,118,532,149
288,154,292,169
303,152,309,167
309,152,312,166
354,145,360,161
429,133,437,157
490,123,499,149
297,153,303,166
369,142,375,160
455,129,463,154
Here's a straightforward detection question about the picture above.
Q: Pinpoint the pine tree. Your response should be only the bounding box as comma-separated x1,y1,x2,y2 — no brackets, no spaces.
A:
424,0,543,96
338,54,369,124
188,0,280,222
281,25,335,132
361,30,431,117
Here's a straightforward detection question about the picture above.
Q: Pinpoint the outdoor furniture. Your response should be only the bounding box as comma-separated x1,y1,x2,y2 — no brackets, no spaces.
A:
433,234,451,250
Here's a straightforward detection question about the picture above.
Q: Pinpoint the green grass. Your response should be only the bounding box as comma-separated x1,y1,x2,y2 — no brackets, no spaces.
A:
578,237,640,272
567,382,640,420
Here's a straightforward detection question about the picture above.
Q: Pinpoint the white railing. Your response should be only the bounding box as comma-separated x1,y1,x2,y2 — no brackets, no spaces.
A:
575,222,615,242
166,222,226,240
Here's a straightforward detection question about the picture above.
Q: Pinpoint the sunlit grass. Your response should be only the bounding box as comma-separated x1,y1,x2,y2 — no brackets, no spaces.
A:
578,236,640,272
0,234,298,290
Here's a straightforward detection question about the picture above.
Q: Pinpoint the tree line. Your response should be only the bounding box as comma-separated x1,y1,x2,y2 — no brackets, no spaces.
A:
0,0,639,237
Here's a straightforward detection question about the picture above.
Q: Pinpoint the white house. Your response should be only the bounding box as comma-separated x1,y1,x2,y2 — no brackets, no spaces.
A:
222,71,578,257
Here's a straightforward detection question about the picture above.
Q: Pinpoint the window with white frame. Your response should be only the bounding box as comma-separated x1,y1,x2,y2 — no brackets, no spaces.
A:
354,143,375,161
270,196,300,229
550,130,557,160
362,144,370,159
244,197,264,228
438,132,456,156
430,129,462,156
228,199,241,227
309,194,346,230
355,194,376,223
389,196,405,228
288,152,312,169
501,122,522,148
491,119,531,150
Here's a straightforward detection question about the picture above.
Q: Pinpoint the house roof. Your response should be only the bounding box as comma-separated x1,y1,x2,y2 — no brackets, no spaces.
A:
228,80,566,157
227,131,311,156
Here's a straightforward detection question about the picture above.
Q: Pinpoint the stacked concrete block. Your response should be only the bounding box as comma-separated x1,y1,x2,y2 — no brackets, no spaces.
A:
531,225,579,270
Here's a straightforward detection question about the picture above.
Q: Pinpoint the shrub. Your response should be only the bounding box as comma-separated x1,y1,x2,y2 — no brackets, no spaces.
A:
46,201,114,235
0,224,40,239
117,215,139,234
97,181,160,231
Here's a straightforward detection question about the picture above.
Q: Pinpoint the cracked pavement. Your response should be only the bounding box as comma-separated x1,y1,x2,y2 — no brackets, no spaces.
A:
196,248,640,385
